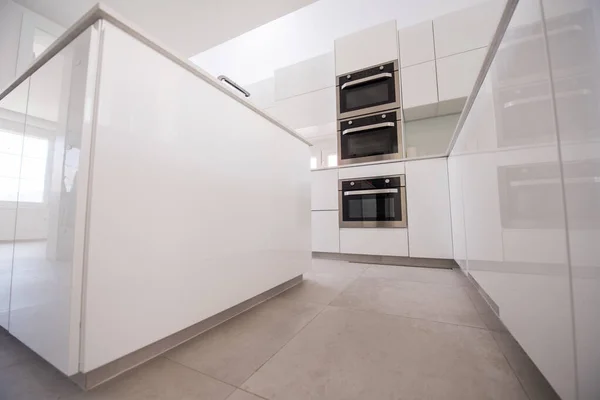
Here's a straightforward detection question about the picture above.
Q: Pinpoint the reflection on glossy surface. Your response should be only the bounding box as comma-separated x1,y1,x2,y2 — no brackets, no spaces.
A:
445,0,600,398
543,1,600,398
0,81,30,330
0,27,96,374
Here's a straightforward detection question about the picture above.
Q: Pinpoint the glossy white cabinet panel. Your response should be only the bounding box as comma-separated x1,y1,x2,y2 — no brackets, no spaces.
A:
447,157,467,269
398,20,434,68
335,20,398,75
543,0,600,398
0,80,30,330
338,161,405,180
401,61,438,109
245,77,275,110
82,23,310,372
447,0,578,398
340,228,408,257
274,52,335,101
264,86,336,130
311,211,340,253
437,47,487,102
311,168,338,210
8,26,97,375
433,0,504,58
405,158,453,259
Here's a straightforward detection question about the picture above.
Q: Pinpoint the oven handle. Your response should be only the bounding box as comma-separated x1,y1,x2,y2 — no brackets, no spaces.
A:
341,72,393,90
344,188,399,196
342,122,395,135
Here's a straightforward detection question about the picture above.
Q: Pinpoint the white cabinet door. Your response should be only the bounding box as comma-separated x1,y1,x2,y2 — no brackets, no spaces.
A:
398,20,435,68
401,61,438,109
437,47,486,102
244,77,275,110
338,161,405,180
311,169,339,211
335,20,398,75
312,211,340,253
405,158,453,259
264,86,336,129
433,0,504,58
340,228,408,256
274,52,335,101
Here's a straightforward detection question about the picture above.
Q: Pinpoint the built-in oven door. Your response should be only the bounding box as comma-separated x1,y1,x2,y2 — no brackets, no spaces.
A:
339,175,407,228
337,61,400,119
338,111,403,165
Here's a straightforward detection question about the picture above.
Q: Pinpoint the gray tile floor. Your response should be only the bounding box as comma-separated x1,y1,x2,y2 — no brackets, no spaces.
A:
0,259,559,400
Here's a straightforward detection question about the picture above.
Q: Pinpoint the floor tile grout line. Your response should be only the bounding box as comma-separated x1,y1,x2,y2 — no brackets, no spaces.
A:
490,332,533,400
225,387,270,400
237,299,330,392
323,265,371,307
327,303,492,332
161,356,239,392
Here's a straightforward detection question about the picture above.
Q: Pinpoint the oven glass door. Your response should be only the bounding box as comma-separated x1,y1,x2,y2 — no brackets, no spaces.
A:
340,123,399,161
342,189,401,223
338,63,398,117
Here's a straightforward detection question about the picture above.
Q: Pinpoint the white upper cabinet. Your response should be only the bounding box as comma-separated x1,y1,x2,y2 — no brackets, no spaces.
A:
274,52,335,101
311,169,339,211
398,20,435,68
264,86,336,129
437,47,487,102
433,0,504,59
335,20,399,75
405,158,453,259
401,61,438,109
244,77,275,110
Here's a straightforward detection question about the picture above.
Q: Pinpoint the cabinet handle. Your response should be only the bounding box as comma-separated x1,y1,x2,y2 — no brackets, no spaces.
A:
341,72,393,90
218,75,250,97
342,122,395,135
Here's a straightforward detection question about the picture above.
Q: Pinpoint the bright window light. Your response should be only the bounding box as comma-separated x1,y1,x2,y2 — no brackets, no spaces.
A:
0,131,48,203
310,156,318,169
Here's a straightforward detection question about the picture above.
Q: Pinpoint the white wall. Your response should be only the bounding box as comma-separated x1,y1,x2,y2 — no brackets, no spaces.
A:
80,22,311,372
447,0,600,398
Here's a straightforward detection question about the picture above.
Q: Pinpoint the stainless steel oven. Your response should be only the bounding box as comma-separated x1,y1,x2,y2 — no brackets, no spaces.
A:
339,175,407,228
338,110,403,166
337,61,400,119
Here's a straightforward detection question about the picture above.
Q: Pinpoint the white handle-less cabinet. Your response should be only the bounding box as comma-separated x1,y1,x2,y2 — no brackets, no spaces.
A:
398,20,435,68
311,169,339,211
433,0,504,59
312,211,340,253
405,158,453,259
335,20,399,75
264,86,336,130
401,61,438,109
340,228,409,257
274,52,334,101
437,47,487,102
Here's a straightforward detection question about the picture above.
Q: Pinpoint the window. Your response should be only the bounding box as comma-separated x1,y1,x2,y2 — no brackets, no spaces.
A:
310,156,317,169
327,154,338,167
0,131,48,203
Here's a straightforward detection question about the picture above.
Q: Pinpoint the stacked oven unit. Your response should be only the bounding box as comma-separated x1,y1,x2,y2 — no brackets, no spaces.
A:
336,60,408,229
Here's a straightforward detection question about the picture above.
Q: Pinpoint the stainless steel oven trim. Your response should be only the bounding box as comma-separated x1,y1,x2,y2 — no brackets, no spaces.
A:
337,114,404,166
338,174,406,190
336,61,401,120
340,72,393,90
338,185,407,229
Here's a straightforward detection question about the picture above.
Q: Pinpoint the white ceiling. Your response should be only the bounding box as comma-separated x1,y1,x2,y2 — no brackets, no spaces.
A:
192,0,495,85
12,0,318,57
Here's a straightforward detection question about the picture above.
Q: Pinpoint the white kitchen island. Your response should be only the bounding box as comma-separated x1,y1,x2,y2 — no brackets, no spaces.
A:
0,4,311,387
